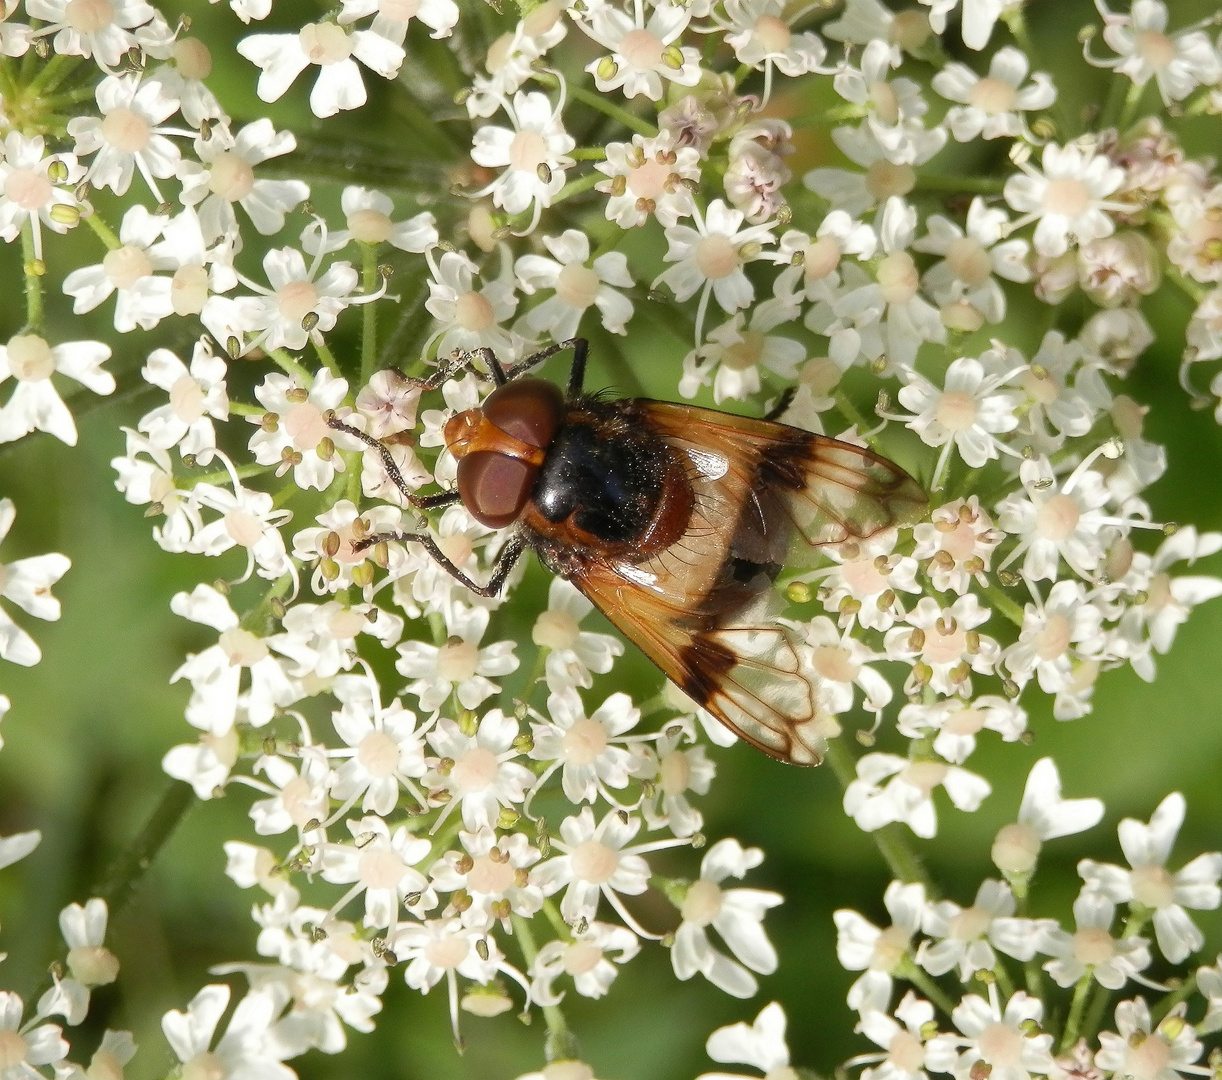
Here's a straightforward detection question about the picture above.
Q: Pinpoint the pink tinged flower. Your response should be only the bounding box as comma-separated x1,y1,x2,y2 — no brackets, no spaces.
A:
137,340,229,458
991,757,1105,879
68,74,187,201
925,991,1055,1080
530,921,640,1005
338,0,460,45
679,300,805,404
470,90,574,229
424,708,533,832
1094,997,1205,1080
0,991,68,1078
250,366,354,486
1004,142,1127,259
671,838,782,999
237,20,405,119
162,984,295,1080
835,880,927,1009
654,199,778,344
320,814,433,928
0,333,113,447
1038,890,1151,990
516,229,635,339
918,879,1047,980
1088,0,1221,104
595,132,701,230
844,753,991,840
1079,793,1222,964
884,594,1000,698
634,726,715,838
397,602,519,713
63,204,178,332
897,695,1027,766
178,118,310,243
700,1001,791,1079
169,584,300,734
531,578,623,692
430,826,543,929
912,496,1004,596
801,615,893,719
356,367,422,440
810,528,921,632
577,0,702,102
303,185,437,257
423,249,521,362
0,132,84,260
25,0,154,68
933,46,1057,142
0,499,70,668
293,498,407,596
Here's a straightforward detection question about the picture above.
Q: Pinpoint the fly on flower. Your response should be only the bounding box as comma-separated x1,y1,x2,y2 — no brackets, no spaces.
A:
329,339,927,765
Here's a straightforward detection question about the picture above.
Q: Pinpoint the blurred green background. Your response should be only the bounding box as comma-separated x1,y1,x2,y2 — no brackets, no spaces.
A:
2,1,1222,1078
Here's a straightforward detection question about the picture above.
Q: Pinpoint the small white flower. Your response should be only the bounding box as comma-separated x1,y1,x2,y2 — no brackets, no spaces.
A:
0,499,70,668
423,708,533,832
0,132,84,260
835,880,926,1009
1004,142,1127,258
845,754,991,839
1003,581,1106,693
933,47,1057,142
1094,998,1204,1080
470,90,575,227
320,814,433,928
423,249,521,362
247,368,352,491
137,339,229,458
302,185,437,256
918,879,1046,980
397,602,519,712
679,300,804,404
516,229,635,339
855,992,939,1080
338,0,459,45
834,40,932,164
1079,792,1222,963
672,838,782,999
68,74,186,201
897,695,1027,765
1088,0,1221,105
884,594,1000,698
1039,890,1151,989
0,333,113,447
530,921,639,1005
595,132,701,229
0,992,68,1078
698,1001,792,1080
991,757,1105,879
919,0,1007,50
238,20,404,118
925,991,1055,1080
162,985,294,1080
429,826,542,929
806,124,945,216
576,0,702,102
531,578,624,692
529,687,639,805
912,497,1004,596
810,528,922,632
25,0,154,69
178,118,309,242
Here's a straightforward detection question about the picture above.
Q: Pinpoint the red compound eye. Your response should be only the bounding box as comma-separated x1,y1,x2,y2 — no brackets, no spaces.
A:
456,451,538,529
483,378,564,450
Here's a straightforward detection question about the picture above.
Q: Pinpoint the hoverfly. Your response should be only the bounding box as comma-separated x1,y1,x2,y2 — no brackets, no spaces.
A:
329,338,927,766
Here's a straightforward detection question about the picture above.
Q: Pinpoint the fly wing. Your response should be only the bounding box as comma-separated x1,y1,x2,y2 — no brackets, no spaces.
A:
564,401,928,765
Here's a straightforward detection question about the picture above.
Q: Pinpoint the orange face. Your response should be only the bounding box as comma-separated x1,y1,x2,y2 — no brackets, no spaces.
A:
443,377,565,529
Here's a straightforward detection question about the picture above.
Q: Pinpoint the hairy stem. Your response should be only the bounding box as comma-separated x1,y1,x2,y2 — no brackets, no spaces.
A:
360,243,380,388
96,781,197,915
20,220,43,333
512,913,578,1061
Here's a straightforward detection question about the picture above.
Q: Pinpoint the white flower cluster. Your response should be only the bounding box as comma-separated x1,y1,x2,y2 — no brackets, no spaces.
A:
1,0,1221,1076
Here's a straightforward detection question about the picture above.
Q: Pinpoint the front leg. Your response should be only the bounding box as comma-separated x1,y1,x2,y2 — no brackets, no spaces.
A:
358,530,526,599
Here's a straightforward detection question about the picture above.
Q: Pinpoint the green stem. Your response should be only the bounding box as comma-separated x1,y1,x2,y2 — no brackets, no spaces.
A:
1060,974,1093,1051
992,961,1015,999
184,461,273,489
1167,268,1207,305
20,220,43,333
25,53,79,96
42,85,99,108
567,83,657,138
552,170,604,206
313,336,343,380
914,173,1006,195
900,961,959,1018
824,739,933,889
270,348,314,384
1151,973,1197,1025
1117,80,1147,131
96,782,196,916
1080,982,1112,1044
833,390,871,437
228,401,266,417
512,914,578,1061
983,582,1026,628
360,243,379,389
570,147,608,161
84,210,121,250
